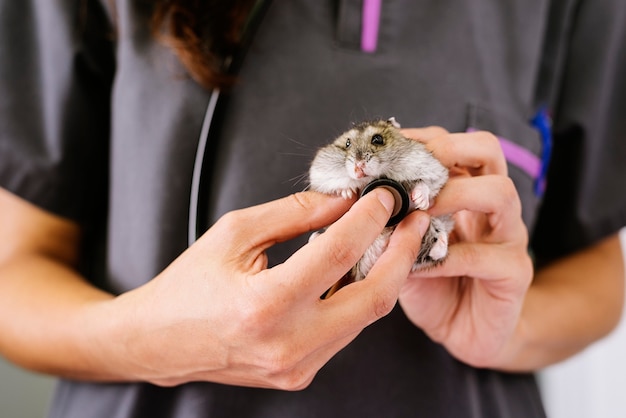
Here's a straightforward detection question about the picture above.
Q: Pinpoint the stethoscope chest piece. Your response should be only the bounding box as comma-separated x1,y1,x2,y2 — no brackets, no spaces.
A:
360,178,410,227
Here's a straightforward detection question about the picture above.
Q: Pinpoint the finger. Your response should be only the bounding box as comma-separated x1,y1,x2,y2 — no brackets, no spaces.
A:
411,241,533,290
216,191,354,247
425,131,508,176
272,188,396,294
400,126,449,141
323,210,431,326
428,175,524,242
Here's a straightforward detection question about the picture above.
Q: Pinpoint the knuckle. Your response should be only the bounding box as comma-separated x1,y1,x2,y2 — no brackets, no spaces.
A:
215,210,245,236
272,367,315,391
431,134,454,157
265,349,295,376
477,130,499,146
327,239,361,270
469,129,500,151
288,192,320,232
496,177,521,212
235,300,278,338
263,348,314,391
471,131,506,169
234,309,317,391
364,207,386,231
371,284,398,319
459,243,481,269
200,211,246,251
288,192,314,212
479,131,507,171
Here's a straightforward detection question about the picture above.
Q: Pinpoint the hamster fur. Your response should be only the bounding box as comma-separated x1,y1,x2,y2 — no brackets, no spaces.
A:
309,118,454,283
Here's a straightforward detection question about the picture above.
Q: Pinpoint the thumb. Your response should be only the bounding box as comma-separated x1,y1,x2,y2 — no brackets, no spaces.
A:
384,210,431,268
265,188,396,296
216,191,355,248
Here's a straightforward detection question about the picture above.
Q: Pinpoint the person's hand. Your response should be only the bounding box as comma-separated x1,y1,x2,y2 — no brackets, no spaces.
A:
95,189,430,388
397,127,534,369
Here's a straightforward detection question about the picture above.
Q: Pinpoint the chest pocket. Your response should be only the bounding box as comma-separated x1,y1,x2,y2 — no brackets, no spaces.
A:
466,102,547,231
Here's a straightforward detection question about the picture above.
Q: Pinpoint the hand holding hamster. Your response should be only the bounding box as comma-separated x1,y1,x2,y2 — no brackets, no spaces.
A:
309,118,453,288
398,126,535,370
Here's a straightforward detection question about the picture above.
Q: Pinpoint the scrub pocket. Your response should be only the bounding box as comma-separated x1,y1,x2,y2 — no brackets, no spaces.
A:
466,102,545,230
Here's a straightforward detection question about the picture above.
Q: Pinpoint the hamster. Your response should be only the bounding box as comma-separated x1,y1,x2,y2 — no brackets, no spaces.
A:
309,118,453,285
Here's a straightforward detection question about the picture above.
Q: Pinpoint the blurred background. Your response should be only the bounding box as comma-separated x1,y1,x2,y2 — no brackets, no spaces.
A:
1,227,625,417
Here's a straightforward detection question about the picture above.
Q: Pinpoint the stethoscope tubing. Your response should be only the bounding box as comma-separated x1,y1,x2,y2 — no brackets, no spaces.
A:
188,89,221,247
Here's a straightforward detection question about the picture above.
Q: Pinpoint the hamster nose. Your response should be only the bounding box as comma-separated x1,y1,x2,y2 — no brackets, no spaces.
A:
354,161,367,178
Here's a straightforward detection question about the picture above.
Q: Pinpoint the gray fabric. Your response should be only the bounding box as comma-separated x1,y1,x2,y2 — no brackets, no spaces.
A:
0,0,112,223
531,0,626,261
1,0,626,417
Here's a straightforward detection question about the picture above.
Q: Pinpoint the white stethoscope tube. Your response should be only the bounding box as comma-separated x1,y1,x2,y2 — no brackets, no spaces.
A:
188,89,220,247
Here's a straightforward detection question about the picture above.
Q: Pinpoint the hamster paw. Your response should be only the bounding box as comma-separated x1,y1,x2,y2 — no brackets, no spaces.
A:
413,215,454,269
340,188,357,199
410,182,431,210
428,231,448,260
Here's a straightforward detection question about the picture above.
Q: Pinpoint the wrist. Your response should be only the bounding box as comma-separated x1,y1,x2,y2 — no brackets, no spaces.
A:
79,288,168,383
84,280,229,387
485,315,536,372
58,293,138,382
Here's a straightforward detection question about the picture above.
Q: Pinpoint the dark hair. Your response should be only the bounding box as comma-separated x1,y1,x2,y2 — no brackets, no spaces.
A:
151,0,258,90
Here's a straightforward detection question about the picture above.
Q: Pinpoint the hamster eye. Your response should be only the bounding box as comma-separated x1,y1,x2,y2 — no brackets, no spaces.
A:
345,138,351,148
371,134,384,145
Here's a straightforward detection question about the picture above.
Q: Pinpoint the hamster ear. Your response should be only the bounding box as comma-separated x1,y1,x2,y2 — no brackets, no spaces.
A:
387,117,401,129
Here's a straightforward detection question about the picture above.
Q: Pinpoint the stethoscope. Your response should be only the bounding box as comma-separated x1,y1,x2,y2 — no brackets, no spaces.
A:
187,88,221,247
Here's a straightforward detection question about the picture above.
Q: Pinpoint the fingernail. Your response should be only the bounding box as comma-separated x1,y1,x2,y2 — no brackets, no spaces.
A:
375,188,396,215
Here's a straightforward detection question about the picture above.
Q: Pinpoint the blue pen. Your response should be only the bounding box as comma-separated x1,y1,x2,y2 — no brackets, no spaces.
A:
531,106,553,197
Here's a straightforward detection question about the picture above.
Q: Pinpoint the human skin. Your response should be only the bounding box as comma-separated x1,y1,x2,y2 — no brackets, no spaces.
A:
0,185,429,389
399,127,625,372
0,127,622,389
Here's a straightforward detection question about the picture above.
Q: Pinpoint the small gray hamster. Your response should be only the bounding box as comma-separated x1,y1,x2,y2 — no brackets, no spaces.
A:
309,118,453,286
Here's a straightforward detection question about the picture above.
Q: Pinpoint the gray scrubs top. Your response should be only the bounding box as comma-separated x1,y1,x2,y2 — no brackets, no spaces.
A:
1,0,626,417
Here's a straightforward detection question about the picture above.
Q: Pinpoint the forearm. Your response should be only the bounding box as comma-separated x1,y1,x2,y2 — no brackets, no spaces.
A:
498,233,625,371
0,253,125,381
